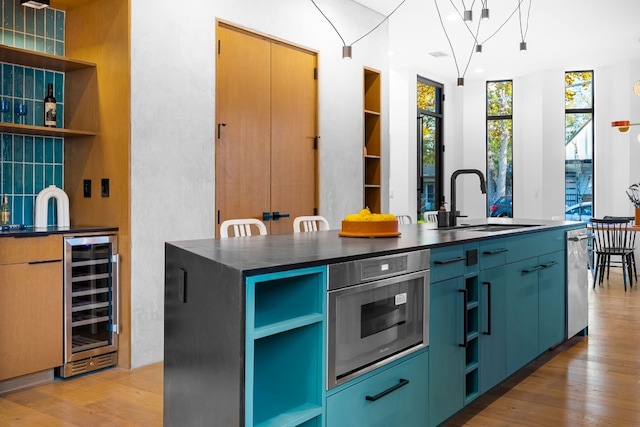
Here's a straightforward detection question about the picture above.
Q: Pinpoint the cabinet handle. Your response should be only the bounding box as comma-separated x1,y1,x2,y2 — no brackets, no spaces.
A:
540,261,558,268
522,265,543,273
483,248,508,255
217,123,227,139
483,281,491,335
365,379,410,402
262,212,272,221
459,289,468,348
28,259,62,265
435,256,465,265
272,211,290,220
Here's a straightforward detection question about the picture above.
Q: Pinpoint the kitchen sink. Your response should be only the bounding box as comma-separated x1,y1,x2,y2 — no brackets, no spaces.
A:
461,224,540,232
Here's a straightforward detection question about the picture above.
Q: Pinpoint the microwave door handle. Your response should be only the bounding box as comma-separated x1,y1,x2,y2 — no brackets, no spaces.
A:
458,289,468,348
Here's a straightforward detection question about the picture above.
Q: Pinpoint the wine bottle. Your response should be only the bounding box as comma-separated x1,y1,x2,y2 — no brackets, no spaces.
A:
44,83,57,127
0,195,10,225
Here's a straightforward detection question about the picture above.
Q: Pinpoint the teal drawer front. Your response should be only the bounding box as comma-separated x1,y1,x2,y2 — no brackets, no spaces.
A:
505,229,565,263
431,244,478,282
479,239,509,269
326,351,429,427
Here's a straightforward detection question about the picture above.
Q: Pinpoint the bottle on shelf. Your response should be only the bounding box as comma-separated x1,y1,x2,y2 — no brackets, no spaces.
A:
0,195,10,225
44,83,57,128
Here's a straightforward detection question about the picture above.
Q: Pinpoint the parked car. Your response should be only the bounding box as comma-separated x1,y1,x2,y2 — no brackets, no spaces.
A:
565,202,592,222
490,196,512,217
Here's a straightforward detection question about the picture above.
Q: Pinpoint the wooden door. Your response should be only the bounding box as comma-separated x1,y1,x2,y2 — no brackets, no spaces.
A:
269,42,317,235
216,24,317,236
215,26,271,233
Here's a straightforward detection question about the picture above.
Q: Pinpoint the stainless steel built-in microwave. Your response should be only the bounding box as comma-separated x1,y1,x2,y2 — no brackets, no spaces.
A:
327,250,430,389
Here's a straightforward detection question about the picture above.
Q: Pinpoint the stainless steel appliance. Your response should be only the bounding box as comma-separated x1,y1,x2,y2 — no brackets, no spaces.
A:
327,249,430,389
60,235,119,378
566,228,589,338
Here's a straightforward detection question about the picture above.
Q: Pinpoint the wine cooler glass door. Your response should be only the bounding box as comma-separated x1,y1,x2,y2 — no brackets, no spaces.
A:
64,235,119,363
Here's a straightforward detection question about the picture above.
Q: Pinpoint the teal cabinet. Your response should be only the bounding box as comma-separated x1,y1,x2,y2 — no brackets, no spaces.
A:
505,257,540,375
326,350,429,427
245,266,326,427
428,242,480,426
428,275,465,426
538,250,565,352
479,265,507,393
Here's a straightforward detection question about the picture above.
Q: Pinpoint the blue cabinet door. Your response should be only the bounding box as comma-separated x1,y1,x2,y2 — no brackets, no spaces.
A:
428,276,465,426
326,351,429,427
538,250,565,352
479,265,507,393
505,258,539,376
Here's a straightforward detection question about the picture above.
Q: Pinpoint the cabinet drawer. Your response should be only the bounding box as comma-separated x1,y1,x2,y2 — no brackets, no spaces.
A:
505,229,565,263
326,351,428,427
479,238,509,269
0,235,62,265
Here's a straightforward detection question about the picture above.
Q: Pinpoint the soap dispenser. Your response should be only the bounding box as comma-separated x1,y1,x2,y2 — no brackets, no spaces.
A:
437,199,450,228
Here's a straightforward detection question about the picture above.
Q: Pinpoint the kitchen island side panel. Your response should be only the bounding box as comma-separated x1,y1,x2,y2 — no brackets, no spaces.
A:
164,243,245,426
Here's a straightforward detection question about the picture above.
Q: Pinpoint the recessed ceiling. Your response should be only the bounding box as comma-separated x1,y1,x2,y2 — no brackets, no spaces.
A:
352,0,640,83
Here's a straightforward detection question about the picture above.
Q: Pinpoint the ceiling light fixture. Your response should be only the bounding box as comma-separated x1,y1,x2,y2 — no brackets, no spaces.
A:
20,0,49,9
433,0,533,86
311,0,407,60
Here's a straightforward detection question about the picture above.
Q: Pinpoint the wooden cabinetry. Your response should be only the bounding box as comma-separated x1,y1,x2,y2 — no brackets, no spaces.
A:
0,235,63,381
0,44,96,138
326,350,429,427
245,266,326,427
364,68,381,213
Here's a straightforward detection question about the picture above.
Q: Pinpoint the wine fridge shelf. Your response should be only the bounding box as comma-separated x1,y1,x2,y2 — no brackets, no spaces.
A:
71,335,109,353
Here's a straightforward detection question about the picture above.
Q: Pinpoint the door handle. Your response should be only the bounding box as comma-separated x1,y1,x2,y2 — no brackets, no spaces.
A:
483,281,491,335
217,123,227,139
262,212,272,221
272,212,290,220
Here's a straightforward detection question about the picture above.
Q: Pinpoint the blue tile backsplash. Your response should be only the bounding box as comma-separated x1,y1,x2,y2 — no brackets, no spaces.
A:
0,0,66,226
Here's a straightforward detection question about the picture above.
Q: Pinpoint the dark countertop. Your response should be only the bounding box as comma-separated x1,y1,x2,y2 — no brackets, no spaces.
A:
167,218,585,277
0,225,118,238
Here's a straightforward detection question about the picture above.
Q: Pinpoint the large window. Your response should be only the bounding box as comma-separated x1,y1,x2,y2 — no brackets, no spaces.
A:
417,77,443,218
486,80,513,218
565,71,593,221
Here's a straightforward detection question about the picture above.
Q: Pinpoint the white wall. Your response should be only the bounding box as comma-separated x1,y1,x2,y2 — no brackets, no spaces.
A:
130,0,389,367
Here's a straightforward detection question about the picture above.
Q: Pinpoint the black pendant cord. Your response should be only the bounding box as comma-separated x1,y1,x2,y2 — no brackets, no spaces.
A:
310,0,406,49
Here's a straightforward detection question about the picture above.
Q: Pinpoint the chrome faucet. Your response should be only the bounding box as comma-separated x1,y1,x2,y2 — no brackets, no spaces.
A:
450,169,487,226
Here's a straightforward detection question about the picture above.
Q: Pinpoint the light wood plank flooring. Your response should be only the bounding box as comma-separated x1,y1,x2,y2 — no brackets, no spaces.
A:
0,270,638,426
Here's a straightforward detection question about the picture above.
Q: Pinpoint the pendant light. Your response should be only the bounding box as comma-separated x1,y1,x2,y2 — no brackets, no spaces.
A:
21,0,49,9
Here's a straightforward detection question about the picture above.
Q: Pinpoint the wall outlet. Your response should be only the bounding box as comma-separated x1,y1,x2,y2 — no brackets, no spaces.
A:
83,179,91,197
101,178,109,197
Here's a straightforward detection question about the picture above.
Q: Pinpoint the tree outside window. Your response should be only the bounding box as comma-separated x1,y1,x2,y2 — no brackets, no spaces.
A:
486,80,513,217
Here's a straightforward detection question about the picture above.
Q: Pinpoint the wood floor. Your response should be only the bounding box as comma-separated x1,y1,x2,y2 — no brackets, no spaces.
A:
0,270,638,426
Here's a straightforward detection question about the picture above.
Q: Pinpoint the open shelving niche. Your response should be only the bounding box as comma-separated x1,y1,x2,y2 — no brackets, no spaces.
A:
364,67,381,213
245,265,327,427
464,274,480,403
0,44,97,138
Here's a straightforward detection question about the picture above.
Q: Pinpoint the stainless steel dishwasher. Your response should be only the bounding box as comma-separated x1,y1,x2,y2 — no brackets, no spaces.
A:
566,228,589,338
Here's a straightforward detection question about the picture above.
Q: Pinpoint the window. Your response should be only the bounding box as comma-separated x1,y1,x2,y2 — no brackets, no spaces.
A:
417,77,443,219
565,71,593,220
486,80,513,218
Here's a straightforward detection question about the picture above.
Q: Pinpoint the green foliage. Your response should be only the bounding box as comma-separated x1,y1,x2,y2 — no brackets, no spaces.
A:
565,71,593,110
417,81,436,112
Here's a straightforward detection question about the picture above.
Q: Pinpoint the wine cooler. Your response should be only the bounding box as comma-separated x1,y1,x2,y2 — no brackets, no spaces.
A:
60,234,119,378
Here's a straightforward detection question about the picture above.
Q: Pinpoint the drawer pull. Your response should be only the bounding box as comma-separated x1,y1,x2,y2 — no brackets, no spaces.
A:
28,259,62,265
483,248,508,255
522,265,543,273
434,256,465,265
365,378,410,402
541,261,558,268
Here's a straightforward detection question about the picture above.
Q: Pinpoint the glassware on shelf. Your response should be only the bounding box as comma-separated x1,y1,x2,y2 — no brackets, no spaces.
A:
14,102,27,124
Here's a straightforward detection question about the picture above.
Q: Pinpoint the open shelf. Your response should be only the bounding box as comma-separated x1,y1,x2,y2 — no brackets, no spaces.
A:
363,68,382,212
0,44,95,72
0,122,96,138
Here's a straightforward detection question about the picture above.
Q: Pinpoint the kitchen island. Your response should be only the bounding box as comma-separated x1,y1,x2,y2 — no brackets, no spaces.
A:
164,219,586,427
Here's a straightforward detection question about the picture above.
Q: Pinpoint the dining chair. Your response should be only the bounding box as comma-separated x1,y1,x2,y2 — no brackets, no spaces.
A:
591,218,635,291
395,214,413,225
603,216,637,282
293,215,330,232
220,218,268,238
